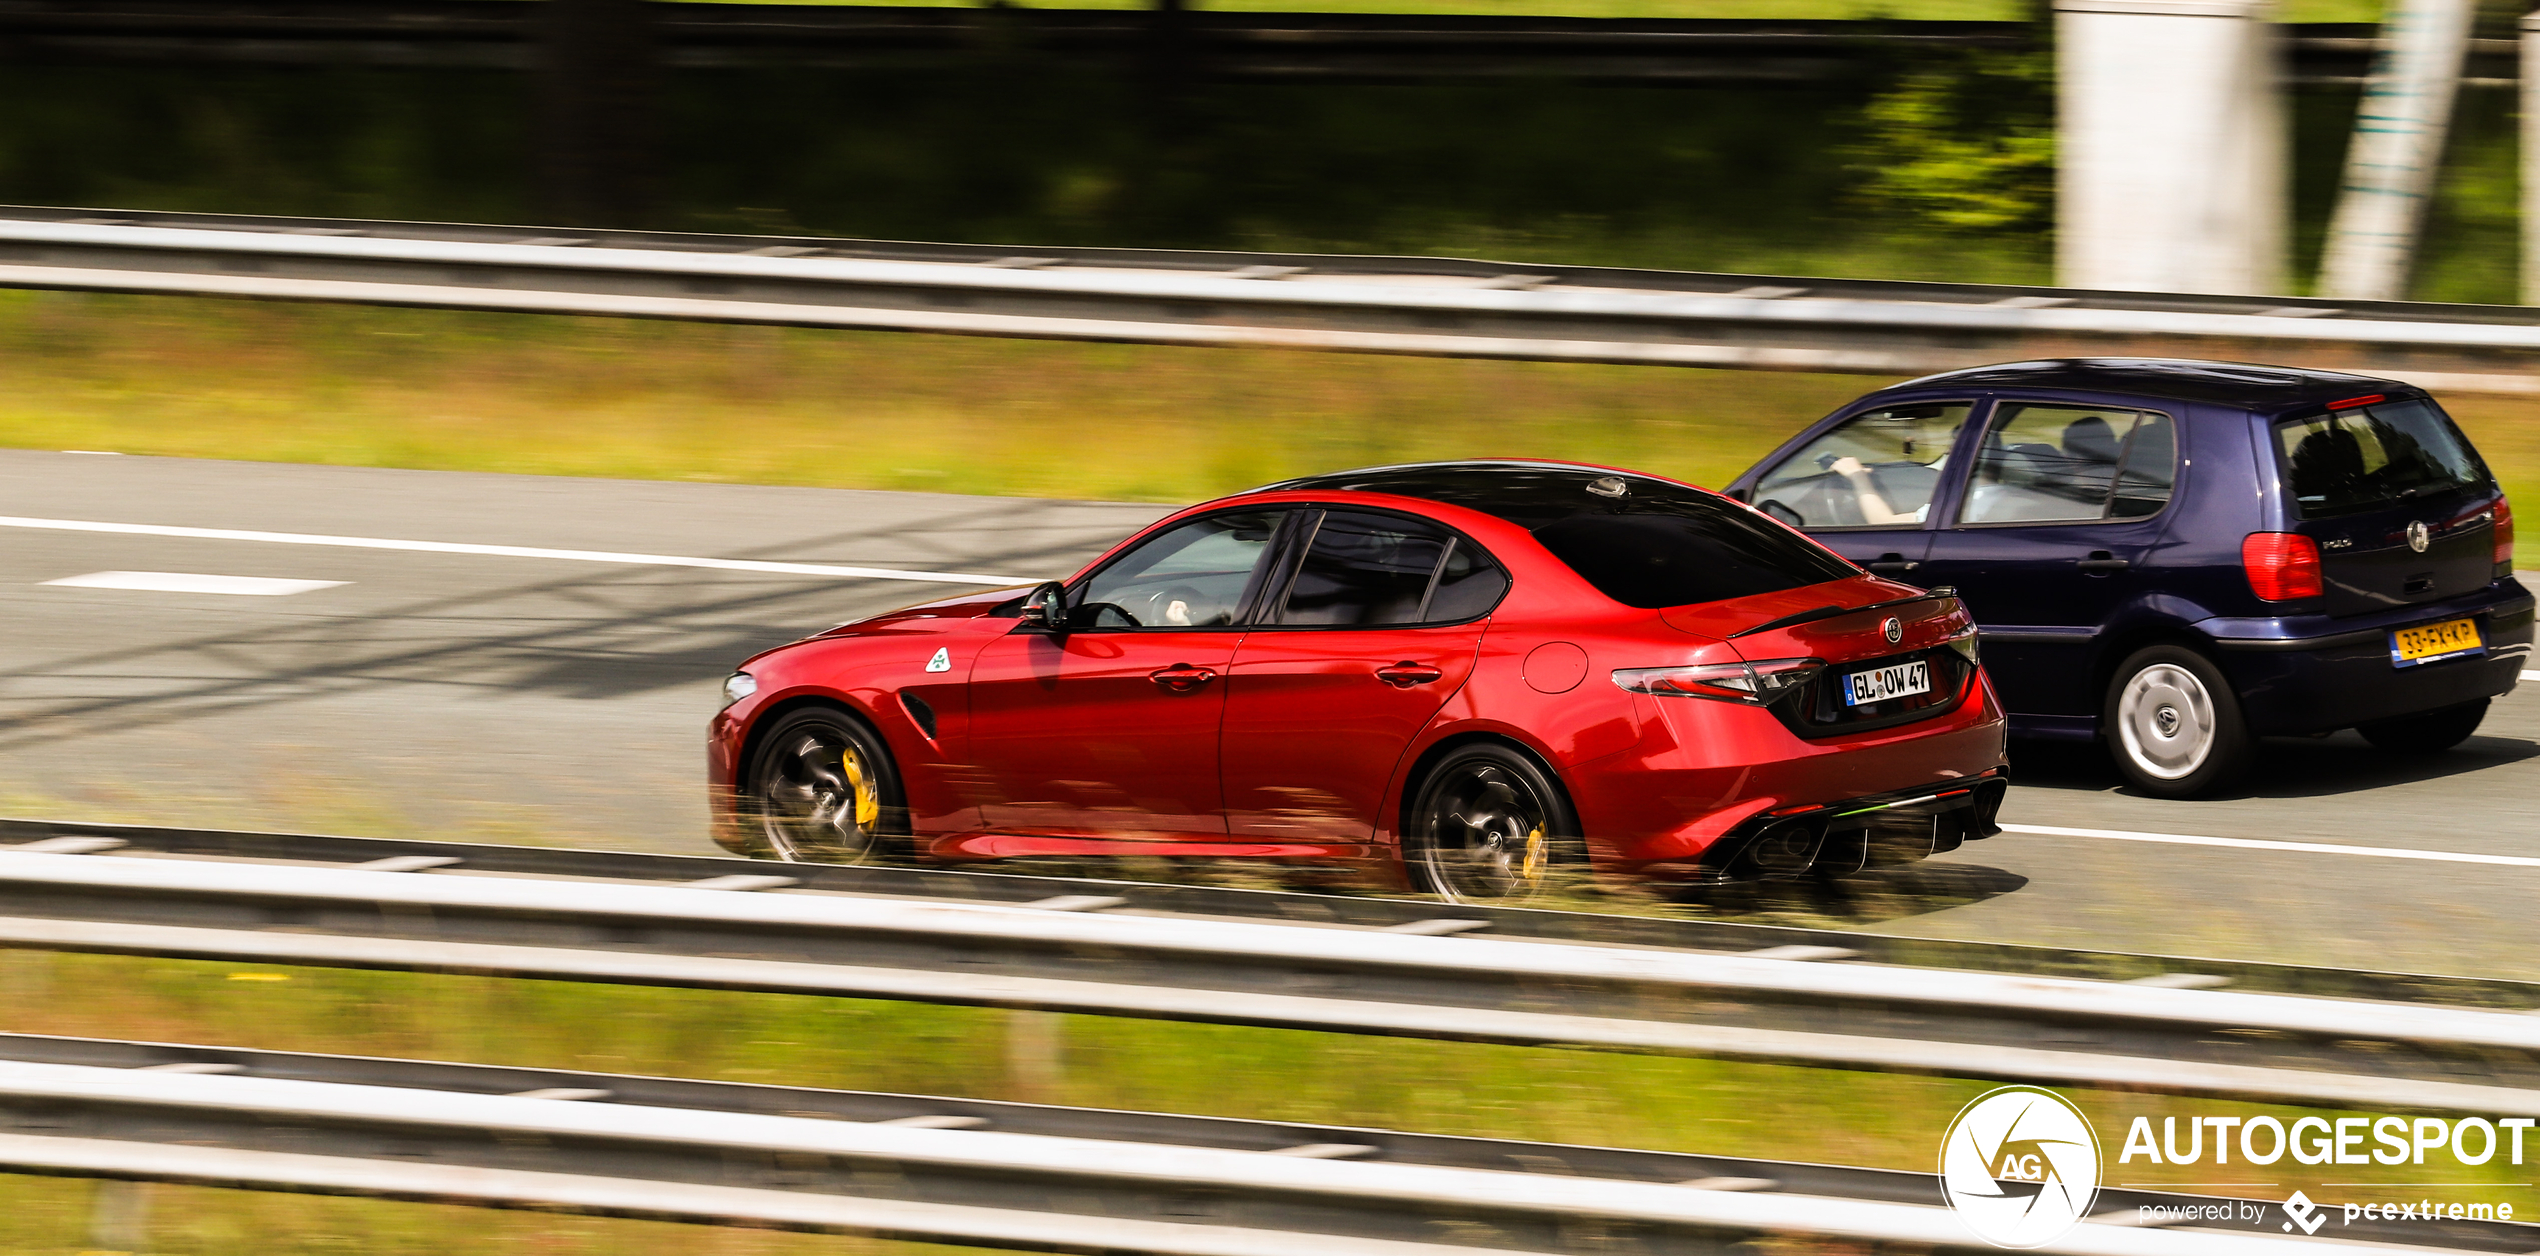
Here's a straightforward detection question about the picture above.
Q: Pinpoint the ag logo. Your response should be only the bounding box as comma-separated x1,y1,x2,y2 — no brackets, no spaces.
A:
1939,1086,2101,1248
1882,617,1904,644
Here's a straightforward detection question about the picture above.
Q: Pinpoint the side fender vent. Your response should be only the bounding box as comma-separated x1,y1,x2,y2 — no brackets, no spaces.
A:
900,691,938,740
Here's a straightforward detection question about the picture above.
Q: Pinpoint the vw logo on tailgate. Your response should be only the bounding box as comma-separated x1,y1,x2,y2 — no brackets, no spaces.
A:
2407,520,2431,553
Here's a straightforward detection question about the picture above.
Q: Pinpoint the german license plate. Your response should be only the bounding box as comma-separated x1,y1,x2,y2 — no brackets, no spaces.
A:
1842,660,1930,706
2390,617,2484,668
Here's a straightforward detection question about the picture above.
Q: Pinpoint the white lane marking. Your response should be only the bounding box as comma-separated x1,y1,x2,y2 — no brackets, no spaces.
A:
2523,670,2539,682
2002,822,2540,869
42,571,347,597
0,516,1028,587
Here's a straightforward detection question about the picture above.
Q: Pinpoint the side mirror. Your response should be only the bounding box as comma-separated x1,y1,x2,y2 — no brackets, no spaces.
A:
1020,581,1070,632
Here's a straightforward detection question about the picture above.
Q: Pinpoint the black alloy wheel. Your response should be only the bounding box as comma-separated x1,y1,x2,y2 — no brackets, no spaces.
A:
2103,644,2254,799
745,708,906,864
1407,744,1580,904
2357,698,2489,754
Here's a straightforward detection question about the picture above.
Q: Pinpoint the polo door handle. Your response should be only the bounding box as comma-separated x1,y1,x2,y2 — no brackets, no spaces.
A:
2077,551,2131,573
1148,663,1218,692
1865,551,1921,575
1375,661,1445,687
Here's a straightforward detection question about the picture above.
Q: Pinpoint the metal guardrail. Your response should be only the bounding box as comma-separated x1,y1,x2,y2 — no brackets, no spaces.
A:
0,3,2507,87
4,825,2540,1116
7,816,2536,1008
0,206,2535,391
0,1031,2505,1255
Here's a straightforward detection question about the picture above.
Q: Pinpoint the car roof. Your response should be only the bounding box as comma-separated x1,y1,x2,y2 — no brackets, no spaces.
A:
1870,358,2415,414
1253,460,1715,528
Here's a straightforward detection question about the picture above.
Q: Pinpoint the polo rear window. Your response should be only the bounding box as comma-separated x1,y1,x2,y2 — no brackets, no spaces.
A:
2275,398,2487,519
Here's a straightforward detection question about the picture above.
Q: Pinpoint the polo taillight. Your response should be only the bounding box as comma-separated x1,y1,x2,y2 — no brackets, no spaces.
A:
2243,532,2323,601
2495,497,2515,575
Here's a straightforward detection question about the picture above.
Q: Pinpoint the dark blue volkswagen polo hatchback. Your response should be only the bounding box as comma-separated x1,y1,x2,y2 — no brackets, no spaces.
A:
1723,358,2532,797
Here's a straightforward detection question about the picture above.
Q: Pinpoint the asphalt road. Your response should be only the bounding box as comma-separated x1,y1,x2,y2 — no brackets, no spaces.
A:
3,450,2533,977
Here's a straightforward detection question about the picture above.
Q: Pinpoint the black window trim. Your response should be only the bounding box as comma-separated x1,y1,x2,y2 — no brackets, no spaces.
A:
1750,396,1986,533
1252,504,1509,632
1948,399,2180,530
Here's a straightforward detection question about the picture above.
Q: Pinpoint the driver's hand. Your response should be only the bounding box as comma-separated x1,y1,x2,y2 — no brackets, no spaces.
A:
1829,456,1869,478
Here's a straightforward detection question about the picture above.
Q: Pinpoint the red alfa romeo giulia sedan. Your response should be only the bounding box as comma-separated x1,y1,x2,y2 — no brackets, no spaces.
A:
709,461,2009,902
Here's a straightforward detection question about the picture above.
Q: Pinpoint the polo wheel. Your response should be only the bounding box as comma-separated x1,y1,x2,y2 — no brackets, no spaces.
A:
745,707,905,863
2357,698,2488,754
2104,645,2252,798
1406,744,1578,904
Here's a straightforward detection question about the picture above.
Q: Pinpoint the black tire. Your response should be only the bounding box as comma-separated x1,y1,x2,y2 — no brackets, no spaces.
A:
1405,743,1580,904
2102,644,2254,799
743,707,906,863
2357,698,2489,754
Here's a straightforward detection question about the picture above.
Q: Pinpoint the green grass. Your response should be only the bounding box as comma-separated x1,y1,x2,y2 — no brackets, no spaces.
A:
0,292,2532,512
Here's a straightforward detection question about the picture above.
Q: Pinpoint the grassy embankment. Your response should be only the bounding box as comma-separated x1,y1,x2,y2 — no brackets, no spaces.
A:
1,292,2533,507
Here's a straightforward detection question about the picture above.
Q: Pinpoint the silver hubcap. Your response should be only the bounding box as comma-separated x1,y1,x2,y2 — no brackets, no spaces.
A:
2117,663,2215,781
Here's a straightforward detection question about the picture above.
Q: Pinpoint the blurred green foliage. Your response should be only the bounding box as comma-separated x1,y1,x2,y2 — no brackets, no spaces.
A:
1847,50,2054,234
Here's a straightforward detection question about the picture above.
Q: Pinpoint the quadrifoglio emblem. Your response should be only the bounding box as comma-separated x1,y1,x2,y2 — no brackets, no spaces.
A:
1939,1086,2103,1247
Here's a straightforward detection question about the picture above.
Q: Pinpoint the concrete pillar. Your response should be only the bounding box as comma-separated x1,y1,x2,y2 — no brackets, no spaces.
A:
2523,11,2540,303
2318,0,2476,300
2057,0,2287,294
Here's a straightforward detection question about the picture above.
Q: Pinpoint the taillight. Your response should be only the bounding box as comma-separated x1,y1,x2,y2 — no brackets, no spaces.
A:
2242,532,2323,601
2495,497,2515,575
1613,658,1823,704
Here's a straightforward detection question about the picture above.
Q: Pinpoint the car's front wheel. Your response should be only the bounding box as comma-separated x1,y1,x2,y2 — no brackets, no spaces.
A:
2104,645,2253,798
1405,744,1579,904
2357,698,2489,754
744,707,905,863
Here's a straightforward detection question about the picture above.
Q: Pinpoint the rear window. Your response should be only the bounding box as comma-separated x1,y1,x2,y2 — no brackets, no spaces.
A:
2276,398,2488,519
1261,464,1859,610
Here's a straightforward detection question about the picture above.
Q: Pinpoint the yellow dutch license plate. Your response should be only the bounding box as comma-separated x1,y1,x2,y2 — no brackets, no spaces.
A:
2389,617,2484,668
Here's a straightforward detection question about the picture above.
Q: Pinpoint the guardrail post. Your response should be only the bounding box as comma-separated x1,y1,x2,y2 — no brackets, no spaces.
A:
88,1179,151,1252
2524,10,2540,304
2056,0,2287,294
1006,1009,1067,1100
2319,0,2476,299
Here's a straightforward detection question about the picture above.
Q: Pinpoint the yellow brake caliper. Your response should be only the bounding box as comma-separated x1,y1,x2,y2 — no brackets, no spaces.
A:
842,749,881,831
1520,824,1547,882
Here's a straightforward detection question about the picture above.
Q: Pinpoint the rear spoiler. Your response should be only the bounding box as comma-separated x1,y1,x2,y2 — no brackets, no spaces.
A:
1728,587,1961,639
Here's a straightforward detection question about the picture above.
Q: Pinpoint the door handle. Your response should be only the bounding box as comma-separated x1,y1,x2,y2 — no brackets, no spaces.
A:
2077,551,2131,573
1148,663,1218,692
1374,661,1445,687
1864,551,1921,575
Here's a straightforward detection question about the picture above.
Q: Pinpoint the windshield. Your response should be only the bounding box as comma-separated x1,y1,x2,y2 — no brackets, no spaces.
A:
2275,398,2487,519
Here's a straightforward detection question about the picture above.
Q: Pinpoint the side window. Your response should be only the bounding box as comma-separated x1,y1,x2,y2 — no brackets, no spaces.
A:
1421,539,1510,622
1074,510,1283,629
1282,511,1450,626
2110,414,2176,519
1959,404,2170,525
1752,403,1974,529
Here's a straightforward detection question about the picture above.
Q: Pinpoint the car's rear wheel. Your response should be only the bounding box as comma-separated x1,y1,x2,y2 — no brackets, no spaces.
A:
2357,698,2489,754
745,707,904,863
2105,645,2253,798
1406,744,1578,904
